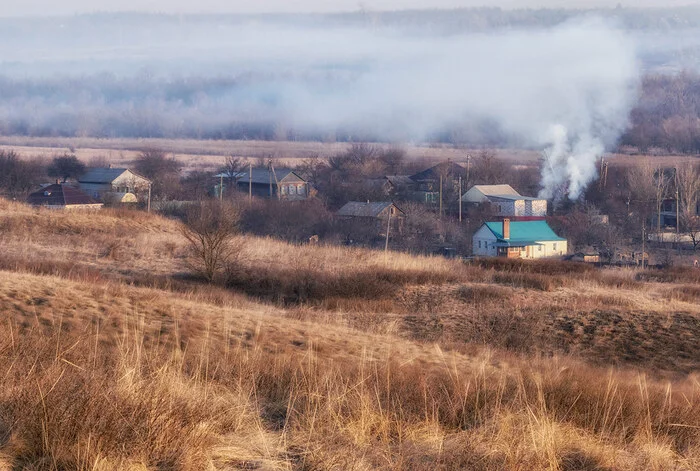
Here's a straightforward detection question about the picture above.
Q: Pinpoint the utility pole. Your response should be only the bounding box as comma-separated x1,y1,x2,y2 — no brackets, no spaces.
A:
249,161,252,202
458,175,462,222
641,221,646,269
676,168,680,255
147,183,151,213
439,175,443,218
384,208,392,253
466,154,471,186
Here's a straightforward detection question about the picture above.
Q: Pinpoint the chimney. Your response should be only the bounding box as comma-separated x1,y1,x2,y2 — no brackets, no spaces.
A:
503,218,510,240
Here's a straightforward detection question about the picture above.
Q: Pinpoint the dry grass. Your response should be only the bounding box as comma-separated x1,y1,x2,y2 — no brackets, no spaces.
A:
1,198,700,469
0,271,698,470
0,137,541,171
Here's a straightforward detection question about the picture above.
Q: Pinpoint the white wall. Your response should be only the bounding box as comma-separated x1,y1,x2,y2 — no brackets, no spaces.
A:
472,225,498,257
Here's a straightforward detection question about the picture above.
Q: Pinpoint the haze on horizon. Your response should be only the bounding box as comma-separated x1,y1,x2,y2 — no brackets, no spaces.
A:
2,0,697,17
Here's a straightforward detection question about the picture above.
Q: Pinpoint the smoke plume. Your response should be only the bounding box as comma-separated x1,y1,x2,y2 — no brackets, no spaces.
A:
0,14,640,198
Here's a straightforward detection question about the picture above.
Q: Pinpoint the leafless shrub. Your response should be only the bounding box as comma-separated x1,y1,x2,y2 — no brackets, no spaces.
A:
181,200,242,282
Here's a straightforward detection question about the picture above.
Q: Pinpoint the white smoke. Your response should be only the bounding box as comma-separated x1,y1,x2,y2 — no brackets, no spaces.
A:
0,15,640,198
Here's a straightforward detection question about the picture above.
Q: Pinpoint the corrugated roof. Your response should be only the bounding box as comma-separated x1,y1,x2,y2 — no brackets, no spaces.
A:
27,184,101,206
472,184,520,197
78,167,150,184
224,168,302,185
484,220,565,243
78,168,129,183
489,194,543,202
385,175,414,186
410,162,466,182
337,201,397,218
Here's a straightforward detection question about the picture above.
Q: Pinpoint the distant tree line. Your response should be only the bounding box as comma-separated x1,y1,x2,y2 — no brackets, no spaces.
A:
4,71,700,153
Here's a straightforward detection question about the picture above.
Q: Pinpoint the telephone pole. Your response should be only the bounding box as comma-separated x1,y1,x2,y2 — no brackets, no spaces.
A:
458,175,462,222
249,162,252,201
384,209,392,253
641,222,646,269
439,175,443,218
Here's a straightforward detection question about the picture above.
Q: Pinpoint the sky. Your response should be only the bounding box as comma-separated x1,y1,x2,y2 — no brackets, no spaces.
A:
2,0,697,17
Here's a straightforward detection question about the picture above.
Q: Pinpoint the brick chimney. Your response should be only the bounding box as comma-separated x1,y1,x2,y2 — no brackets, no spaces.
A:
503,218,510,240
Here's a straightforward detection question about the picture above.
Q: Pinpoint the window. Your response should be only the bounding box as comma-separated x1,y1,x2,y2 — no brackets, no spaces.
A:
538,245,542,252
297,184,305,195
280,185,287,195
289,185,296,195
478,240,481,249
553,243,557,251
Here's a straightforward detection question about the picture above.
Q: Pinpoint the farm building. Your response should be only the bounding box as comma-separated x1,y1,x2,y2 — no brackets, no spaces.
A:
462,184,547,218
77,167,151,203
27,184,103,210
217,168,310,201
336,201,405,236
368,161,467,204
472,219,567,259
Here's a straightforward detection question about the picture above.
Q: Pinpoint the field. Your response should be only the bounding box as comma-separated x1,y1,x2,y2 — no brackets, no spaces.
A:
0,136,542,173
0,198,699,470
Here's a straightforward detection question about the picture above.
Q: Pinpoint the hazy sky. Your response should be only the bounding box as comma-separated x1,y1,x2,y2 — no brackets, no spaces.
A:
2,0,696,17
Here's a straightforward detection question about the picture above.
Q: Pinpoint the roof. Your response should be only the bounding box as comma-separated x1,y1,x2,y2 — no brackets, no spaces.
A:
488,194,543,202
27,184,101,206
337,201,401,218
78,167,150,184
470,184,520,197
483,220,566,243
221,168,304,185
410,161,466,182
385,175,414,186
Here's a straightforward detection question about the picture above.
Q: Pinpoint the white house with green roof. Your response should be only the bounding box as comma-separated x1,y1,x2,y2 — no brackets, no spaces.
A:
472,219,567,259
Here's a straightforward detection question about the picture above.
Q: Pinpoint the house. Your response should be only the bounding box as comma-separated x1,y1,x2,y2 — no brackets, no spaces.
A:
407,161,466,204
336,201,405,235
655,198,700,229
462,184,547,218
220,168,309,201
472,219,567,259
78,167,151,203
27,183,103,210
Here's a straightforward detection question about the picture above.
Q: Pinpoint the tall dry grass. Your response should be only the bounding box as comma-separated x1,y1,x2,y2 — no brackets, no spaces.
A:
0,271,698,470
1,198,700,469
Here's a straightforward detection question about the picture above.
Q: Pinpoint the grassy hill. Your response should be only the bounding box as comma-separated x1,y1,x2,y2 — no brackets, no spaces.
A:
0,199,698,469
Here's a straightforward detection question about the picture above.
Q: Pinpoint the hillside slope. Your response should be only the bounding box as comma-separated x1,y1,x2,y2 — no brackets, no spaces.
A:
0,199,699,469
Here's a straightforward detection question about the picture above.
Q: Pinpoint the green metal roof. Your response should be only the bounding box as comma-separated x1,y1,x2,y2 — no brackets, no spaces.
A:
484,221,566,243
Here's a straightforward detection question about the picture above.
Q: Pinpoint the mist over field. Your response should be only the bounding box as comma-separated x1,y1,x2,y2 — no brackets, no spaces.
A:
0,8,699,196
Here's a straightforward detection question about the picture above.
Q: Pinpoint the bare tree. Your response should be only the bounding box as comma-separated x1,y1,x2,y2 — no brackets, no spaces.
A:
47,154,85,182
135,148,181,200
221,156,246,183
0,151,44,197
181,200,242,282
676,162,700,221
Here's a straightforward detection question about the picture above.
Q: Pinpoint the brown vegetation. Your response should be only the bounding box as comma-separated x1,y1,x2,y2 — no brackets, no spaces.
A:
0,199,699,469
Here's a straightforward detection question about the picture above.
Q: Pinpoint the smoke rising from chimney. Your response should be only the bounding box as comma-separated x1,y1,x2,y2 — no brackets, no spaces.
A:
0,15,639,198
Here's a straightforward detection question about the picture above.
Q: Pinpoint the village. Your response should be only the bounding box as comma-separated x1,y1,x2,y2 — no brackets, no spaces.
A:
8,145,700,267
